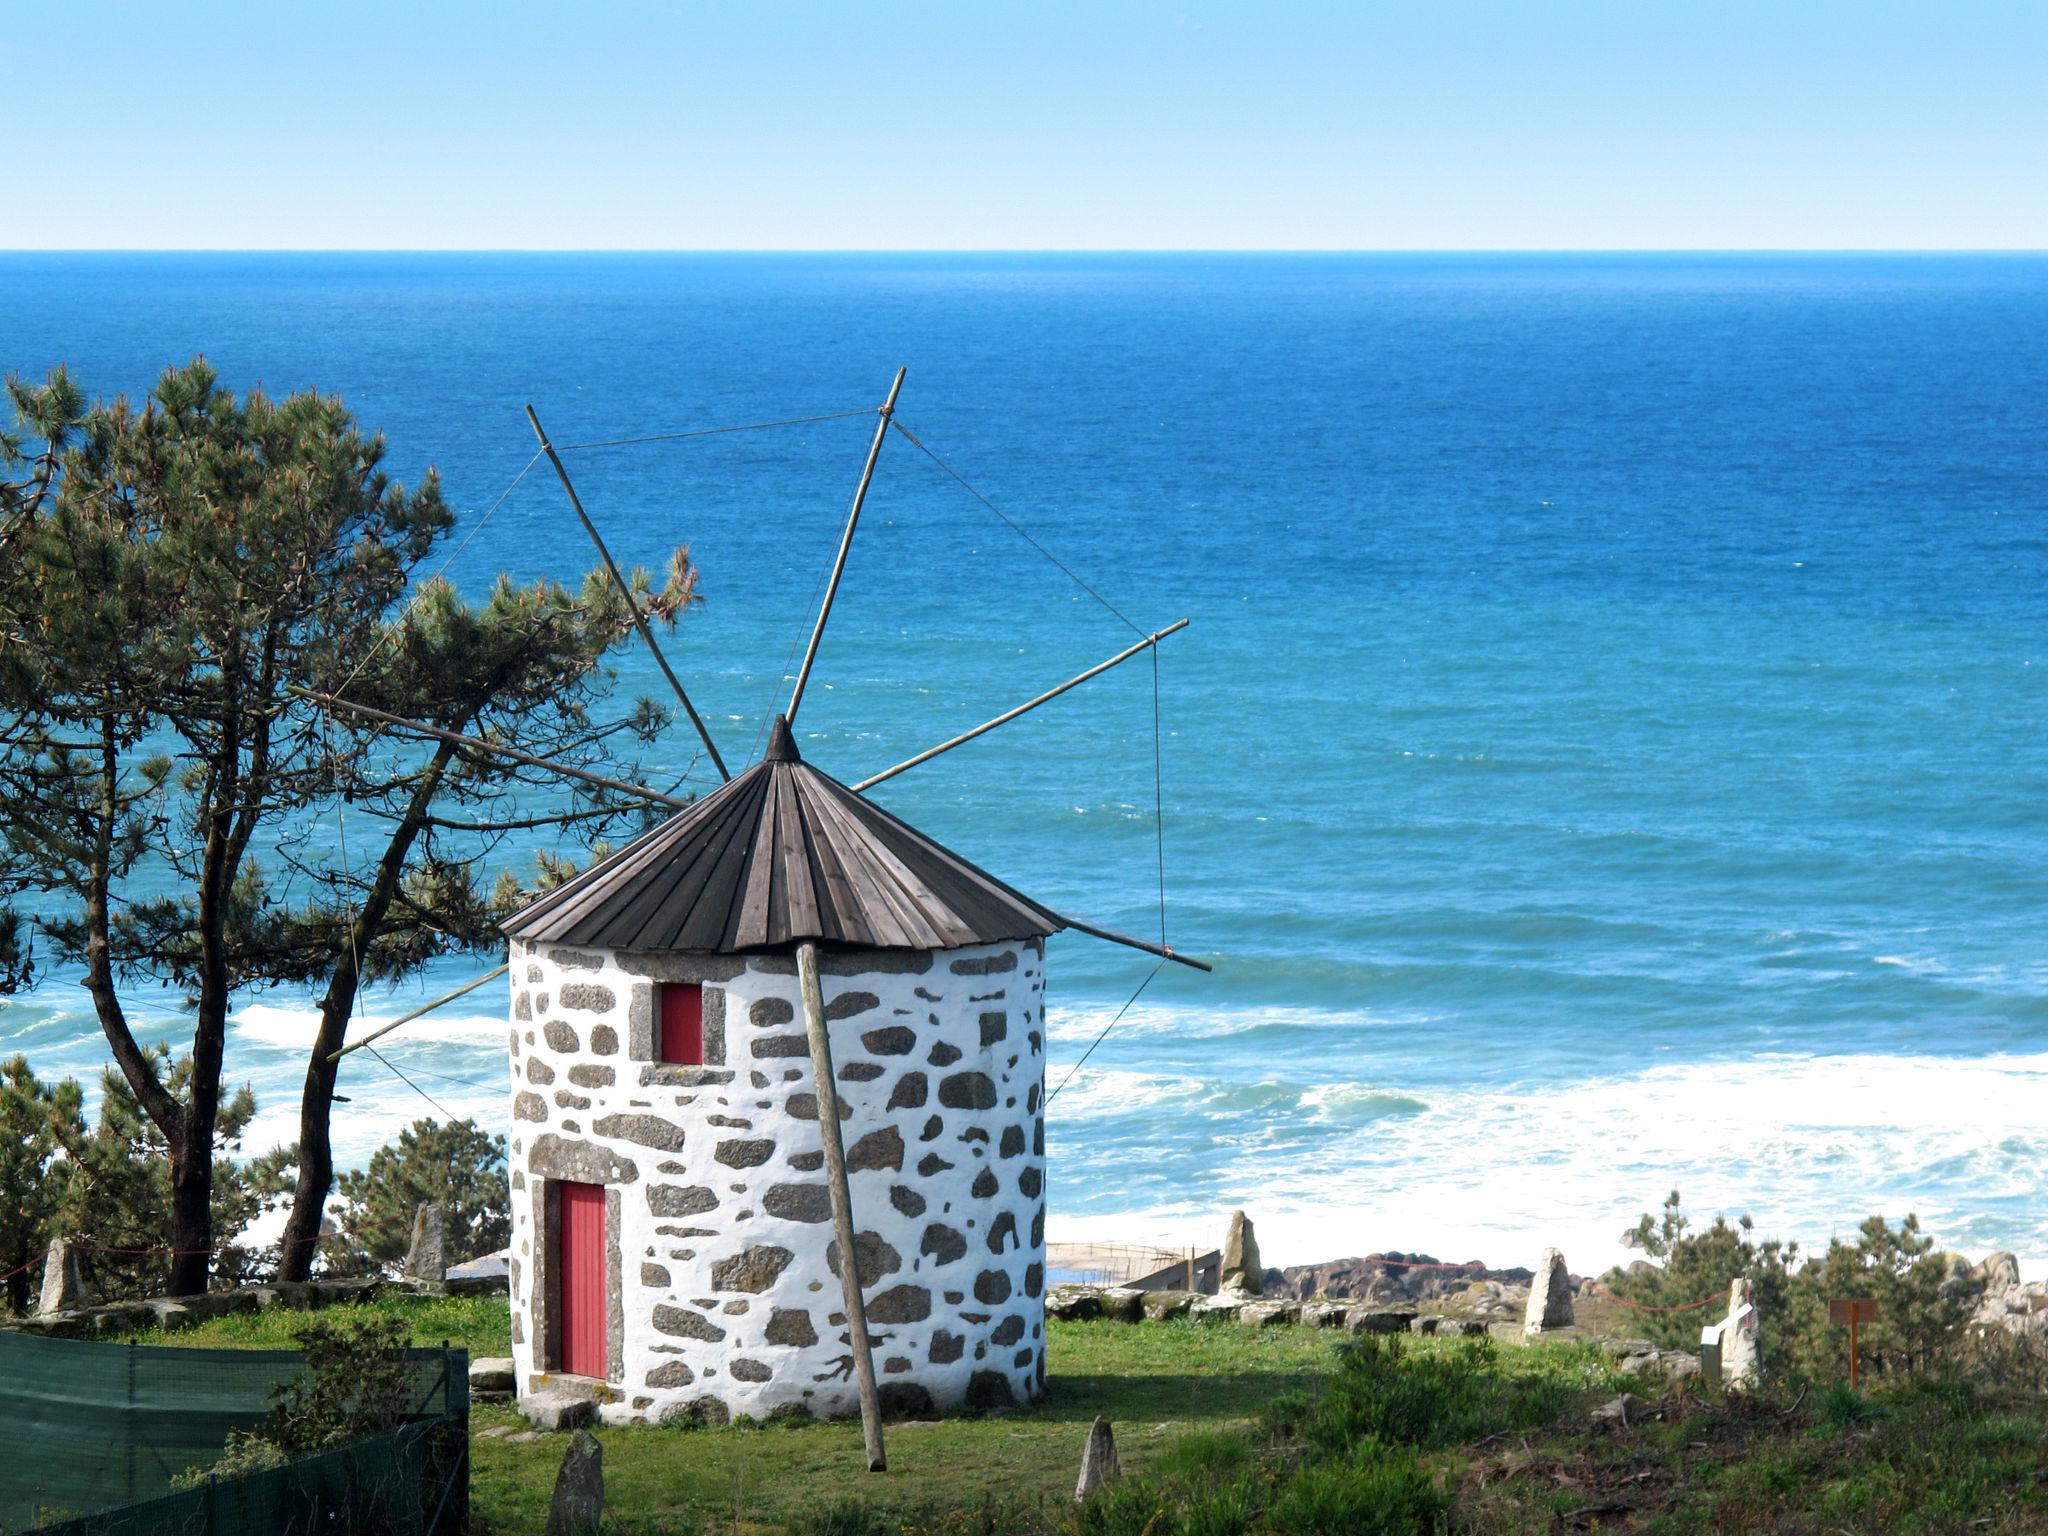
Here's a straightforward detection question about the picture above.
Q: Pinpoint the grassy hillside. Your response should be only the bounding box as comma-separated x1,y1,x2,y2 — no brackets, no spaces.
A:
113,1295,2048,1534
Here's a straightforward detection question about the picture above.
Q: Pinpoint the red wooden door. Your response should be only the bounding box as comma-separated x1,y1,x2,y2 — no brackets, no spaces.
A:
557,1182,607,1379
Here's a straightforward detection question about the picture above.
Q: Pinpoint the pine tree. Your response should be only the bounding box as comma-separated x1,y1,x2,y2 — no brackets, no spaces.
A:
0,360,696,1292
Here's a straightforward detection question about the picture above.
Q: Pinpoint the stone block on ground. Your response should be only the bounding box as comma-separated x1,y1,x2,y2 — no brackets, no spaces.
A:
1522,1248,1574,1335
1195,1294,1247,1323
546,1427,604,1536
1075,1417,1120,1502
1220,1210,1263,1296
1590,1392,1644,1427
1139,1290,1199,1320
471,1357,517,1397
524,1381,603,1432
1237,1300,1300,1327
1299,1302,1345,1328
1097,1288,1145,1324
1345,1306,1417,1335
145,1299,195,1332
1045,1285,1107,1322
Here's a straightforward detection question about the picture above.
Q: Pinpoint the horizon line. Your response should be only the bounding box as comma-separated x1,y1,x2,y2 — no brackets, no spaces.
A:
5,246,2048,258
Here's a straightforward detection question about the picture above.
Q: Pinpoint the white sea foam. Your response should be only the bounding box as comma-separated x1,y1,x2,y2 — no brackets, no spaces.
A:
231,1000,508,1049
1045,1046,2048,1277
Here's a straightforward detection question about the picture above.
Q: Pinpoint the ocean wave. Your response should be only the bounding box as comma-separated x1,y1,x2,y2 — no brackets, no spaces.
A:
231,1000,508,1050
1044,1046,2048,1276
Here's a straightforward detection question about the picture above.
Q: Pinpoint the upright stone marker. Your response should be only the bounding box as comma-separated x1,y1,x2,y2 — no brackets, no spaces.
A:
1720,1277,1762,1391
1075,1417,1120,1502
1220,1210,1263,1296
404,1201,447,1288
546,1428,605,1536
1522,1248,1574,1335
39,1239,89,1315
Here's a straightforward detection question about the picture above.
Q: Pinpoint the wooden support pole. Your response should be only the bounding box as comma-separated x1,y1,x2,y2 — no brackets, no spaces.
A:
292,688,690,810
328,965,511,1061
526,404,731,782
798,940,887,1471
786,369,907,726
1057,913,1214,972
852,620,1191,793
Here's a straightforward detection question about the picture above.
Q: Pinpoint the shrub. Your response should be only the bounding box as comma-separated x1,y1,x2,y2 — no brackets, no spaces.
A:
334,1117,509,1271
1601,1192,1983,1383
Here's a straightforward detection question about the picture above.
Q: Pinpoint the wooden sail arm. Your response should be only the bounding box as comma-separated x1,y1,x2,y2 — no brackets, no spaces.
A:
290,687,690,810
852,620,1189,793
526,404,732,782
327,964,510,1061
786,369,907,726
1057,914,1213,972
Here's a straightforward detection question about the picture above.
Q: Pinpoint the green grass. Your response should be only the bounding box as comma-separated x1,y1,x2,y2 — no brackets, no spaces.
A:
111,1295,2048,1534
111,1295,1349,1534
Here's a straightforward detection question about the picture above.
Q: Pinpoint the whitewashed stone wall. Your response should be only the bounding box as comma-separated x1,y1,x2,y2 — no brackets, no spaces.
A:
505,935,1048,1426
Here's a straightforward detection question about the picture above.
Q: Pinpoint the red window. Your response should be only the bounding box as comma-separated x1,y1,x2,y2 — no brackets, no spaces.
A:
556,1181,607,1379
659,982,704,1065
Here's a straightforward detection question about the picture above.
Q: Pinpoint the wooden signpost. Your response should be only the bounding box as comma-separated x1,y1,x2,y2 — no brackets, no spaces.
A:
1829,1297,1880,1389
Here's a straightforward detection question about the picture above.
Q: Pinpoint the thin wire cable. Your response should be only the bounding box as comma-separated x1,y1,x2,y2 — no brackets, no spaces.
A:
331,448,546,704
1152,645,1168,947
334,764,452,1122
363,1044,457,1121
889,418,1145,637
1043,961,1165,1107
748,530,839,765
557,409,872,451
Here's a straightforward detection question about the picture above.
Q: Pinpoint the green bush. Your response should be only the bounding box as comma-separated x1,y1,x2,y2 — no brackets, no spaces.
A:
1602,1192,1983,1383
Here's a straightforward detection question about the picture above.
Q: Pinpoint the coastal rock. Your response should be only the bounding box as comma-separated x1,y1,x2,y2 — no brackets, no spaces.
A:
1523,1248,1575,1335
1976,1252,2022,1291
1276,1253,1531,1304
1220,1210,1263,1296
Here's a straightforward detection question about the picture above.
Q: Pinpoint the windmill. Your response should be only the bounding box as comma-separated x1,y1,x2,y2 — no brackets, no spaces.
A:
317,370,1206,1467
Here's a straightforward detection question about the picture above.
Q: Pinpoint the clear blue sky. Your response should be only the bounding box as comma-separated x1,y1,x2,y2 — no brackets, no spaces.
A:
18,0,2048,250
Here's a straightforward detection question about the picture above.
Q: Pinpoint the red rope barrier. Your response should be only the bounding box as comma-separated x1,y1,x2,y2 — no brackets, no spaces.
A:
3,1227,356,1290
1583,1281,1723,1314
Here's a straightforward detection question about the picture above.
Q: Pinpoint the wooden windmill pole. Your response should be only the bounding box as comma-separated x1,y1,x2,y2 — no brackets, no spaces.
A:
781,367,908,1469
525,404,733,783
799,939,888,1470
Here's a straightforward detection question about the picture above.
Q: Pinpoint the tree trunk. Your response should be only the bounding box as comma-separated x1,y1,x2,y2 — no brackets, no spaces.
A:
166,1123,215,1297
278,739,459,1281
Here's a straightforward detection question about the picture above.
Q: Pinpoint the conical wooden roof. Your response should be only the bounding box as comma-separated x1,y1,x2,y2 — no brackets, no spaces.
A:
501,717,1066,955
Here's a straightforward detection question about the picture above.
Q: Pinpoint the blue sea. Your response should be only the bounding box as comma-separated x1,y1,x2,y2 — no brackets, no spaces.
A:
3,253,2045,1273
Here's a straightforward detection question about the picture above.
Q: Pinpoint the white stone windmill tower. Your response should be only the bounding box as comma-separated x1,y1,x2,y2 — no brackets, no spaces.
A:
497,713,1064,1429
319,369,1204,1464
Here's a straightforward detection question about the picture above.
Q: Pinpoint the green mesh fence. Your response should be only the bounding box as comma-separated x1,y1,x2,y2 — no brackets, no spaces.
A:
0,1331,468,1535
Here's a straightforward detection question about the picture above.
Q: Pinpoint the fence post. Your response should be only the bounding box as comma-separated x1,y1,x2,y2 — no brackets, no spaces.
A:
126,1340,138,1507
